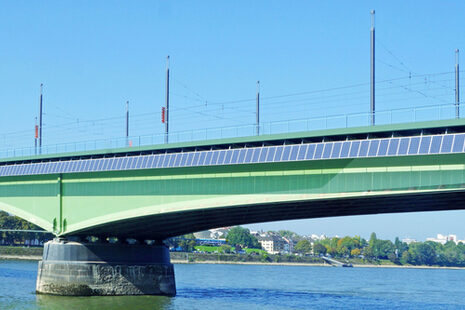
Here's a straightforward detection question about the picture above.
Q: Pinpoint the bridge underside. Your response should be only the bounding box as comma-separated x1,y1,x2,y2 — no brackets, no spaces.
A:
70,189,465,240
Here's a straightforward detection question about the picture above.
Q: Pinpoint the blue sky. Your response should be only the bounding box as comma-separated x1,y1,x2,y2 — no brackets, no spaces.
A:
0,1,464,240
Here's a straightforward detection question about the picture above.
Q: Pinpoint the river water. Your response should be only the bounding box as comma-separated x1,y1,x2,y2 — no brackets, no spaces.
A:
1,260,465,309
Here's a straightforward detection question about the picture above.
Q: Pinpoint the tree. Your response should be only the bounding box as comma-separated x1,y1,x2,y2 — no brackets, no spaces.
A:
294,239,312,255
220,244,232,254
350,248,361,257
313,243,327,256
177,233,196,252
410,242,436,265
226,226,260,249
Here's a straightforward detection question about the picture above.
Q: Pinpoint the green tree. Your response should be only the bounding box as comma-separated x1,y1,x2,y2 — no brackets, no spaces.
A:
313,243,327,255
178,233,196,252
294,239,312,254
226,226,260,249
410,242,436,265
220,244,232,254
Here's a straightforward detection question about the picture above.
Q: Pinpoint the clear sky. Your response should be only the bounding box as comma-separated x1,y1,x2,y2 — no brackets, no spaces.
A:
0,1,464,241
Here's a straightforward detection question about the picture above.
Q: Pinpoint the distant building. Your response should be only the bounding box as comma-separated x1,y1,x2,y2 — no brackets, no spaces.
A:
282,237,294,253
193,227,231,239
426,234,458,245
193,230,212,239
402,238,417,244
257,235,285,254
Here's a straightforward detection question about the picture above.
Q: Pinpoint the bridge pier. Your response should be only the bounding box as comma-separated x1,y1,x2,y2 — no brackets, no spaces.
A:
36,239,176,296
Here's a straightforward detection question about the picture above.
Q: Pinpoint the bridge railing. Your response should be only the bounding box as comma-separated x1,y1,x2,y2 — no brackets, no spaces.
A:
0,103,460,160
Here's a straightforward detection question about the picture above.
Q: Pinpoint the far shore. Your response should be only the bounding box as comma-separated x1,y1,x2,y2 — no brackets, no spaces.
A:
2,254,465,271
169,259,465,270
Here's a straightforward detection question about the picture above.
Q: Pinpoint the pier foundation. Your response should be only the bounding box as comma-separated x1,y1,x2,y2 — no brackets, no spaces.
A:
36,239,176,296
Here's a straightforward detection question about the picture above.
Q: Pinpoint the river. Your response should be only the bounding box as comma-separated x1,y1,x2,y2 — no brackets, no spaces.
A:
2,260,465,309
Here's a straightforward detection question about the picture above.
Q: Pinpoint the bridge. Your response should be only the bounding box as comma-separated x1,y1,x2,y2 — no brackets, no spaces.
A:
2,117,465,296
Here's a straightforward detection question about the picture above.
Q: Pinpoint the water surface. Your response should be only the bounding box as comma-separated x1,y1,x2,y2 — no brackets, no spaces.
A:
1,260,465,309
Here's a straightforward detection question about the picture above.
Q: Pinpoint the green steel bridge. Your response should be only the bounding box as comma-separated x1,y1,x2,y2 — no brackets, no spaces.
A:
2,118,465,241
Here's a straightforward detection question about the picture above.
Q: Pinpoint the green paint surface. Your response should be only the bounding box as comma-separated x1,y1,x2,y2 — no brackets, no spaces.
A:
1,151,465,236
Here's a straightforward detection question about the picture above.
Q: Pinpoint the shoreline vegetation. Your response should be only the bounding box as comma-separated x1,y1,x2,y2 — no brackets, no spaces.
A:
2,247,465,270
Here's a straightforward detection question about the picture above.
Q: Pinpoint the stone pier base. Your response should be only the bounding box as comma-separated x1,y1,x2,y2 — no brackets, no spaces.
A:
36,240,176,296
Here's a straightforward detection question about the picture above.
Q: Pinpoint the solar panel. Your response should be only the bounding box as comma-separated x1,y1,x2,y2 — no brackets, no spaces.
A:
59,162,68,172
179,153,187,166
191,153,200,166
408,137,420,155
282,146,292,161
197,152,206,165
238,149,247,163
168,154,176,167
252,148,261,162
172,153,180,167
244,149,254,163
259,148,268,162
331,142,342,158
203,151,212,165
358,141,369,157
419,136,431,154
322,143,333,159
211,150,220,165
429,136,442,154
136,156,144,169
452,134,465,152
398,138,409,155
274,146,284,162
378,139,389,156
387,139,399,156
5,132,465,176
217,150,226,165
186,153,194,166
440,135,454,153
368,140,379,156
74,161,83,172
105,159,114,171
140,155,149,168
75,161,82,172
105,158,113,170
230,149,239,164
349,141,360,157
297,144,308,160
266,147,276,162
289,145,299,161
123,157,132,169
339,142,350,158
305,144,315,159
314,143,324,159
161,154,170,167
223,150,233,164
143,156,152,169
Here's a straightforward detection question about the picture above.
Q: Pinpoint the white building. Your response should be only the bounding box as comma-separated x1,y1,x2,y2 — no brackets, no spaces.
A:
426,234,458,245
401,238,417,244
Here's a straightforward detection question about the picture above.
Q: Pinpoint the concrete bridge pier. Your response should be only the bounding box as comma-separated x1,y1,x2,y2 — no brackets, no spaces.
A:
36,238,176,296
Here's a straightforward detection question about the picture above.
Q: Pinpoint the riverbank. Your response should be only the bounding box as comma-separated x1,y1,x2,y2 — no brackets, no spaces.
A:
2,246,465,270
171,259,465,270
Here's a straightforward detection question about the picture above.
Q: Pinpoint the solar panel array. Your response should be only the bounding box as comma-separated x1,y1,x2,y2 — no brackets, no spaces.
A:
1,133,464,177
